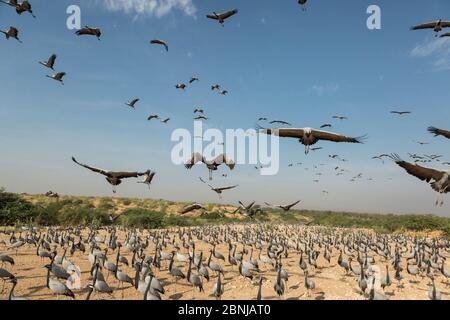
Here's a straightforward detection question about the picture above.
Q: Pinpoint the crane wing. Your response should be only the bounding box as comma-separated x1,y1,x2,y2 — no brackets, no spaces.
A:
72,157,109,176
246,201,256,210
390,154,445,183
150,40,168,50
185,152,205,169
428,126,450,139
410,22,438,30
217,185,238,191
206,13,219,20
76,28,92,36
311,129,366,143
213,154,235,170
112,172,142,179
219,9,238,20
199,177,213,189
259,127,305,139
48,54,57,67
284,200,301,210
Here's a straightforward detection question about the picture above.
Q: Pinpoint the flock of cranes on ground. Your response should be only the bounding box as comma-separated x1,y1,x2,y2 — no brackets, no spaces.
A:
1,224,450,300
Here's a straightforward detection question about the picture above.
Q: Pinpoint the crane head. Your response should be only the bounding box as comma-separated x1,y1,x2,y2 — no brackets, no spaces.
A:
304,127,312,136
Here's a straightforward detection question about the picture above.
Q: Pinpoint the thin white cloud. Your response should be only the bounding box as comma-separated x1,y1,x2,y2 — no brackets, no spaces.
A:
433,57,450,71
410,37,450,71
311,83,339,96
100,0,197,18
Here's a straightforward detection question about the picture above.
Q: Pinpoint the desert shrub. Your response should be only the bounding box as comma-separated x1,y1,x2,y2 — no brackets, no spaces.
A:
254,211,270,223
83,203,95,209
304,211,450,237
71,199,84,206
34,202,63,225
165,215,197,227
98,199,115,211
203,212,224,221
122,199,132,206
119,208,165,229
0,188,37,225
58,206,110,226
278,213,299,224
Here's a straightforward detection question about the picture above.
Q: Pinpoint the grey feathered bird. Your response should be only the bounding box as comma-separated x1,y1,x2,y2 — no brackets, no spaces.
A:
46,72,66,85
76,26,101,40
180,203,204,215
186,153,235,180
428,278,441,300
213,272,224,300
72,157,149,193
44,263,70,280
410,19,450,35
189,76,199,83
150,39,168,51
15,1,35,17
259,126,366,154
169,253,185,287
390,111,411,116
199,177,238,199
368,277,387,300
1,26,22,43
147,114,160,121
269,120,291,126
304,270,315,297
39,54,57,70
175,83,186,90
206,9,238,26
0,254,14,266
137,170,156,190
389,154,449,206
428,126,450,140
125,98,139,109
187,257,203,294
45,265,74,299
264,200,301,212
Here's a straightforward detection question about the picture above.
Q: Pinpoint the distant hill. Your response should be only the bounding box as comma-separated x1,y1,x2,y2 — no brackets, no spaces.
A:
2,190,449,237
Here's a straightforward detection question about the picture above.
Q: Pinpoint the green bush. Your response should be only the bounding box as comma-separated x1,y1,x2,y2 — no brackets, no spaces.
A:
34,202,63,225
0,189,37,225
203,212,224,221
59,206,110,226
165,215,197,227
122,199,132,206
119,208,165,229
98,199,115,211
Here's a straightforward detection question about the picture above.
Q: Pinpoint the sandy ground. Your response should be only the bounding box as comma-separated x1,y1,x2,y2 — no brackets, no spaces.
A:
1,225,449,301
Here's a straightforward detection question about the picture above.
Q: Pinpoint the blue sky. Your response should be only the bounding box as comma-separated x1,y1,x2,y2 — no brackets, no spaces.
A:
1,0,450,215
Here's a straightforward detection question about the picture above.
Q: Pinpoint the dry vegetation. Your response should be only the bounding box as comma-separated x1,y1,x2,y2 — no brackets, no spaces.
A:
1,190,448,237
